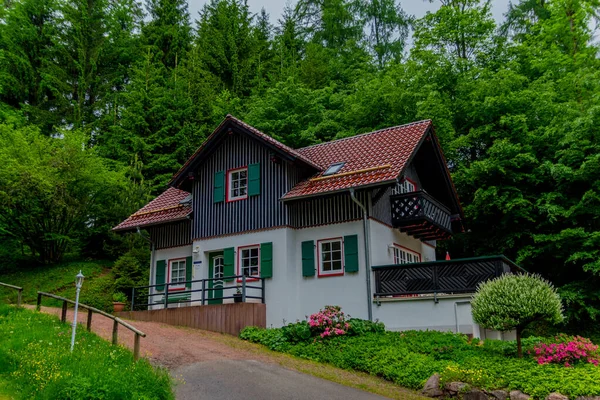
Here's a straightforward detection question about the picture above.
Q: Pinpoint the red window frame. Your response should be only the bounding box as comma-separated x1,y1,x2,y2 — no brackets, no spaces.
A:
237,244,260,282
226,166,248,202
167,257,187,292
392,244,421,264
317,237,345,277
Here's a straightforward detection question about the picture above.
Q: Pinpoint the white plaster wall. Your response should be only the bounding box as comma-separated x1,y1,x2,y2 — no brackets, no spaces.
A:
291,220,369,324
373,295,478,335
368,219,429,267
194,227,294,327
149,245,193,309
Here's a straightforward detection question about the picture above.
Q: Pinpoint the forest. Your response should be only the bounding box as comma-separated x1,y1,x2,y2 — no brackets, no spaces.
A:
0,0,598,330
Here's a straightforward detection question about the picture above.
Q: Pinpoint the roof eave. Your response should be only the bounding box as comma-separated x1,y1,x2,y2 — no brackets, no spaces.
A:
281,180,397,202
112,214,192,233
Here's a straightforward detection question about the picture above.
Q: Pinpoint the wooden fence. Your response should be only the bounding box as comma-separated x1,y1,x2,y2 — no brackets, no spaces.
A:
117,303,266,336
37,291,146,361
0,282,23,307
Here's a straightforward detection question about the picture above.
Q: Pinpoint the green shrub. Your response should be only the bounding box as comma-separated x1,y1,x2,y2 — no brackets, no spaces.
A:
472,273,564,357
0,304,173,399
346,318,385,336
282,320,312,343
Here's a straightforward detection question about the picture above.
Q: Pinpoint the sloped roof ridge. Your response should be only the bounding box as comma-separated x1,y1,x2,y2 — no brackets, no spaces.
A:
224,114,322,170
296,119,432,152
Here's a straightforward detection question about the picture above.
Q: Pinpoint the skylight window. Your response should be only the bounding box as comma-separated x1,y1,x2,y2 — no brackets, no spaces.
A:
323,162,345,176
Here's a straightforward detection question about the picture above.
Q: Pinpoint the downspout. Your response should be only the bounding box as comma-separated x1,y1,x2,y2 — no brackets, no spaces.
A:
350,188,373,321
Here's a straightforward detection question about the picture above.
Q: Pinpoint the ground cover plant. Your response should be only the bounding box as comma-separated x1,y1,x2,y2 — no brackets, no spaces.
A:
240,306,600,398
0,304,173,399
0,260,117,312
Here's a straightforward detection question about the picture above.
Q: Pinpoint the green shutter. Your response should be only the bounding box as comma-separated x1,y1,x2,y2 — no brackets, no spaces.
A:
301,240,315,277
260,242,273,278
186,256,193,288
344,235,359,273
214,170,225,203
155,260,166,291
224,247,235,282
248,163,260,196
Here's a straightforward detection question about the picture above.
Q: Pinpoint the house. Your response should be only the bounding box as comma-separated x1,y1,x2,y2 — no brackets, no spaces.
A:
114,115,520,338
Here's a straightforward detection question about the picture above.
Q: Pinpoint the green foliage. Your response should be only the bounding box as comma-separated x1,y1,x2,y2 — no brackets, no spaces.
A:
0,260,115,312
0,304,173,399
112,292,127,303
240,325,600,397
112,247,150,295
472,273,565,332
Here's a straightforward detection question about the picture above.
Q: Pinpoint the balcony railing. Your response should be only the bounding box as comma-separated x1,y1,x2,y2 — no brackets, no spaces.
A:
372,255,524,297
390,190,452,240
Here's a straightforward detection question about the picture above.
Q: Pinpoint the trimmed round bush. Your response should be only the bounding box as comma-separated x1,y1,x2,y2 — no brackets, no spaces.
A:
472,273,564,357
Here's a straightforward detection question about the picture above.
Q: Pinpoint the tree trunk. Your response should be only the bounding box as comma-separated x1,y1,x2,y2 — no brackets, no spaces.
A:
516,326,523,358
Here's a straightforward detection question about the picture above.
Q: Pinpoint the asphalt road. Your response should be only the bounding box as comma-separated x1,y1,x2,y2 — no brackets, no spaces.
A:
173,359,388,400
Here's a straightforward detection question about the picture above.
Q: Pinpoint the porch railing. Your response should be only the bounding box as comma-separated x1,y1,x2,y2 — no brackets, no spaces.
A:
372,255,523,297
131,275,265,311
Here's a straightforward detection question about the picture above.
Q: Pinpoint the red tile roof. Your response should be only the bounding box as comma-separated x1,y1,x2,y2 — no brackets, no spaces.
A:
113,187,192,231
282,120,432,199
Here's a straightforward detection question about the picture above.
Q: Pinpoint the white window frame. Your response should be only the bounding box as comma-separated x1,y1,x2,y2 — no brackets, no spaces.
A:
318,238,344,276
392,178,417,195
239,245,260,280
228,167,248,201
392,245,421,265
169,258,187,290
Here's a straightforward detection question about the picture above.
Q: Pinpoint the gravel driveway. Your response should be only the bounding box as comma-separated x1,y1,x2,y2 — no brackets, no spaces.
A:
34,306,419,399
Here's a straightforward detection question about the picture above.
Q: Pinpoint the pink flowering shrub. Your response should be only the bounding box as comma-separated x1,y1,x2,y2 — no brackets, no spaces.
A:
308,305,350,338
533,335,600,367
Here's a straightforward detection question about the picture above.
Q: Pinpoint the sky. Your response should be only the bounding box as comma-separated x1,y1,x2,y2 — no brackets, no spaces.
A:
186,0,513,25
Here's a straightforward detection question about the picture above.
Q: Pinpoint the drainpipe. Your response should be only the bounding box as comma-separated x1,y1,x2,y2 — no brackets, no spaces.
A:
350,188,373,321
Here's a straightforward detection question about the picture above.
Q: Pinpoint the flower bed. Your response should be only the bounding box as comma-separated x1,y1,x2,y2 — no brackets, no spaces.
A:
240,306,600,399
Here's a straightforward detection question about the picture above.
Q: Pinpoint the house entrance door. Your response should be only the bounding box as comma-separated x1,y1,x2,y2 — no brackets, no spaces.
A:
208,252,224,305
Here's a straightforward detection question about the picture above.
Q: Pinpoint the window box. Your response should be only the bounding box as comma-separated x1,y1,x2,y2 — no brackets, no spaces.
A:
227,167,248,202
392,244,421,264
237,244,260,281
318,238,344,277
168,258,187,291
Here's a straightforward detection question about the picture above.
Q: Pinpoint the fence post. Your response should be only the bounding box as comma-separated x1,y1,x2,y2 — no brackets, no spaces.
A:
164,284,169,309
36,292,42,311
134,333,140,361
86,309,93,331
61,301,68,323
17,289,22,307
131,287,135,312
242,275,246,303
201,279,206,306
112,320,119,345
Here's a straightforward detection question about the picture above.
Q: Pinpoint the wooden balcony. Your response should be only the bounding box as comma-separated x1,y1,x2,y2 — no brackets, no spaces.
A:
372,256,524,297
390,190,452,240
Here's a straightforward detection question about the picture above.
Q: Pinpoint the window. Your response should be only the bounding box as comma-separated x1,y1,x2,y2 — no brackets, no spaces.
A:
240,246,260,278
323,162,345,176
169,259,186,287
319,238,343,276
392,178,417,195
393,245,421,264
228,167,248,201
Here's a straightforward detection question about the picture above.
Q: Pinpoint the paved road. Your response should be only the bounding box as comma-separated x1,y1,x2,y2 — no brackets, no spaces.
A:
174,360,388,400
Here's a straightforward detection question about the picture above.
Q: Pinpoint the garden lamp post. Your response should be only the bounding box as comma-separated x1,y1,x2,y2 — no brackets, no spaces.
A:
70,271,85,352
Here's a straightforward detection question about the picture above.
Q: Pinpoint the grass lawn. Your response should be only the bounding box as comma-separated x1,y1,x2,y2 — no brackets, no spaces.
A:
0,260,115,311
241,325,600,399
0,304,172,400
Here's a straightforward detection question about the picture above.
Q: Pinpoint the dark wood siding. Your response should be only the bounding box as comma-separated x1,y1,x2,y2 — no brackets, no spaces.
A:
147,220,192,249
372,186,393,226
192,132,306,239
289,191,369,228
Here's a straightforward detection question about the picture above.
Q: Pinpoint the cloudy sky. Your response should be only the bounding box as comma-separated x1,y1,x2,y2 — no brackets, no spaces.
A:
186,0,512,24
